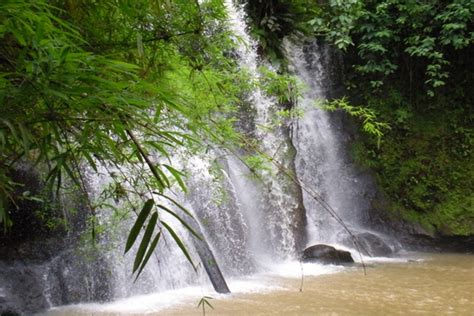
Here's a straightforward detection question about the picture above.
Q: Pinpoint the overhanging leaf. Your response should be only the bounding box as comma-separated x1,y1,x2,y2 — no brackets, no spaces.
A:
161,220,196,271
157,204,201,240
133,211,158,273
125,198,154,254
134,231,161,281
154,192,195,219
164,164,187,193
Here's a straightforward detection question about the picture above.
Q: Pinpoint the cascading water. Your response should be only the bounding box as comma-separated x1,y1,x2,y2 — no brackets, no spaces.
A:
60,0,309,303
224,0,306,260
84,164,211,298
285,40,399,254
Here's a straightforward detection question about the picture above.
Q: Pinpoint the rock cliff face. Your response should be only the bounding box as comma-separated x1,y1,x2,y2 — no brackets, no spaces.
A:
0,244,112,315
0,166,111,315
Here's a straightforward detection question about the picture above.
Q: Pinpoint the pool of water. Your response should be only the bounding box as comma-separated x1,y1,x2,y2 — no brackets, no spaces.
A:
46,253,473,315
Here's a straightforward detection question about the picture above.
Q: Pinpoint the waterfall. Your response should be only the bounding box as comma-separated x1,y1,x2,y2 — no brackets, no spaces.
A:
75,0,308,300
58,0,308,303
217,0,306,263
285,41,360,243
285,40,399,254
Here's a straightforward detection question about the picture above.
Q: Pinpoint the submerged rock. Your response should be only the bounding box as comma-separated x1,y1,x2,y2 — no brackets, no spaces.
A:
302,244,354,264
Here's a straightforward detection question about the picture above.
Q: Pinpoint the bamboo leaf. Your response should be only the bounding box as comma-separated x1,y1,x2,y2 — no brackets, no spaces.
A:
164,164,187,192
1,119,20,145
82,151,98,172
157,204,201,240
134,232,161,281
125,198,154,254
156,167,171,188
145,141,171,161
133,212,158,273
154,193,195,219
161,220,196,271
17,123,31,154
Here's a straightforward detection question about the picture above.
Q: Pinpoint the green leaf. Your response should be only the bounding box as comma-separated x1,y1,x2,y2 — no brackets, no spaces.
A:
161,220,196,271
134,232,161,280
154,192,195,219
125,199,154,254
82,151,98,172
197,296,214,309
133,212,158,273
17,123,31,154
164,164,187,192
157,204,201,240
1,119,20,145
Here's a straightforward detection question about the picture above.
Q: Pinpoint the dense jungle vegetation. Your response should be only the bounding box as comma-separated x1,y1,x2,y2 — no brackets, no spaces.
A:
0,0,472,269
0,0,267,273
245,0,473,235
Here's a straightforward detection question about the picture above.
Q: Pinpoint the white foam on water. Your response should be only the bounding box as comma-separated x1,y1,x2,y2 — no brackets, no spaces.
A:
261,260,344,279
48,253,424,315
48,280,285,314
226,278,286,294
361,256,419,264
48,260,346,314
49,285,210,314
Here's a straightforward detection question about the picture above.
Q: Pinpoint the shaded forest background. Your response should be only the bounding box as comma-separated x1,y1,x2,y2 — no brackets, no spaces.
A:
244,0,473,236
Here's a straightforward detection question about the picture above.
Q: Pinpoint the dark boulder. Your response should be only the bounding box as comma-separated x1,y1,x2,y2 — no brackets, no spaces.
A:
302,244,354,264
344,232,395,257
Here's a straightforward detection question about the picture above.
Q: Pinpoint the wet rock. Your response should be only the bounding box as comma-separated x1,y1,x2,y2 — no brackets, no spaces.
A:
0,165,112,315
344,232,394,257
0,247,112,315
0,263,50,315
46,251,112,306
302,244,354,264
0,286,20,316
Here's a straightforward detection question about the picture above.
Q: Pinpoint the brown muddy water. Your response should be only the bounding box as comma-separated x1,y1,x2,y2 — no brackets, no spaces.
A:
46,253,473,315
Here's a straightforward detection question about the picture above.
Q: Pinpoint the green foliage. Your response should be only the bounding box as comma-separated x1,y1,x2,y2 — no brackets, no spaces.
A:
352,92,473,235
348,0,473,97
247,0,472,235
307,0,363,50
319,97,390,147
197,296,214,316
243,0,315,59
0,0,273,274
282,0,473,235
242,153,272,178
258,66,300,105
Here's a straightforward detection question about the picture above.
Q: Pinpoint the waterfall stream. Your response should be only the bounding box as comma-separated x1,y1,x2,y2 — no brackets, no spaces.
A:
87,0,396,301
285,41,400,254
286,41,367,244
